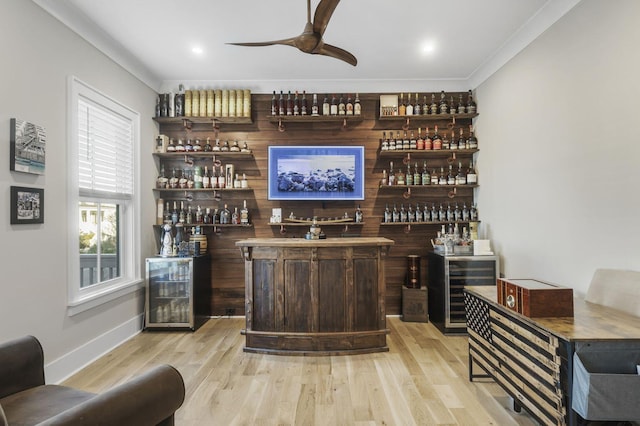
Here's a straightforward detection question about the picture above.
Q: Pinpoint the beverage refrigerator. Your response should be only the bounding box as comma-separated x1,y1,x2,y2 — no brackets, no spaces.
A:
145,255,210,331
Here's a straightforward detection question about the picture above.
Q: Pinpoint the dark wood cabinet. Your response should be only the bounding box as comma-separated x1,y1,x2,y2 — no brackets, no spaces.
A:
236,237,394,355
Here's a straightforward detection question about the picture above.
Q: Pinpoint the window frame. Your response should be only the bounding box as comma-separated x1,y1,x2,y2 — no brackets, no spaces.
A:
67,76,142,316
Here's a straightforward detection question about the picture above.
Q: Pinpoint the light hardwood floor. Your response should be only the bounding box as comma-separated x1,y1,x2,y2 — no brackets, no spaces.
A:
62,317,537,426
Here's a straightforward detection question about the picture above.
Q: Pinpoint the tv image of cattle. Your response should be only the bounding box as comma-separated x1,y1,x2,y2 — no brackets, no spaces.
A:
277,155,356,193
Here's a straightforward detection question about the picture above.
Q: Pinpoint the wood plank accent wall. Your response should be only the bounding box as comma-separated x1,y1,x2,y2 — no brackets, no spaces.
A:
155,93,477,316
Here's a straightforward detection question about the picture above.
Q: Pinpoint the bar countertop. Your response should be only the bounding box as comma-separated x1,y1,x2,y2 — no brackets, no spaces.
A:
235,237,395,248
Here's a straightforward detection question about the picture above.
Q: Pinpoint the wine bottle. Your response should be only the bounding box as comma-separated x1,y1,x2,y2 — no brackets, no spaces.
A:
354,93,361,115
338,94,346,115
278,91,285,115
346,94,353,115
311,93,319,116
286,91,293,115
301,91,308,115
293,91,300,116
271,90,278,115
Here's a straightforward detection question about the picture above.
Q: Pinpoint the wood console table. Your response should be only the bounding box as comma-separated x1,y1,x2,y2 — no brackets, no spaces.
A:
464,285,640,426
236,237,394,355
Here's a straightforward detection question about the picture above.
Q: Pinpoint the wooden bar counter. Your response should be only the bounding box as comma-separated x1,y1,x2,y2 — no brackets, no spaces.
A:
236,237,394,355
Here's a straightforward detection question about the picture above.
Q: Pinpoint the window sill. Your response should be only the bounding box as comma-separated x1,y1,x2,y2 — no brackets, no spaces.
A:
67,279,144,316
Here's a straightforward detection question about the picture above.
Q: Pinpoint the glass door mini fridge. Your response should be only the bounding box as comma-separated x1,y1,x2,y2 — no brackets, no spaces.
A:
145,255,210,331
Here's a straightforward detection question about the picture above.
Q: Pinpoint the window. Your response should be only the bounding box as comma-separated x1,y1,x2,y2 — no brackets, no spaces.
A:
67,76,141,314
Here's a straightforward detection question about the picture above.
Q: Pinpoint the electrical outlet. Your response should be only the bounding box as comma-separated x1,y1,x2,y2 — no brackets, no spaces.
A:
225,308,235,317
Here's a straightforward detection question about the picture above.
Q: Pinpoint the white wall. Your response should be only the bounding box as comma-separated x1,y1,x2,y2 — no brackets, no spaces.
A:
475,0,640,295
0,0,157,381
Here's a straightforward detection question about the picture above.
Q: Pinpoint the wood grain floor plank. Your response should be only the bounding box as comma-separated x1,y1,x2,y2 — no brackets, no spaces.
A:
61,317,538,425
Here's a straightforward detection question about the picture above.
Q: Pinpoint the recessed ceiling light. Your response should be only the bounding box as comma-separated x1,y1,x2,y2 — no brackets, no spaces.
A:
192,46,204,55
422,41,436,55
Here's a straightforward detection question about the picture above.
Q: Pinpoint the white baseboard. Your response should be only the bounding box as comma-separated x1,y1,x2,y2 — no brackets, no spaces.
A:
45,314,144,384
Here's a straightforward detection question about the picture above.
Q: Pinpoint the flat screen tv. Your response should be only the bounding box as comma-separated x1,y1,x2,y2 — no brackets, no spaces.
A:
268,145,365,201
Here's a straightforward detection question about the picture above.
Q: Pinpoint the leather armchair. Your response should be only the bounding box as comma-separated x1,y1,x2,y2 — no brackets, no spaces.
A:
0,336,185,426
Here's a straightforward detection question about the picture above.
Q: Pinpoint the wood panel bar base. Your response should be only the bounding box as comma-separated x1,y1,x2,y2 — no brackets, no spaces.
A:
236,237,394,355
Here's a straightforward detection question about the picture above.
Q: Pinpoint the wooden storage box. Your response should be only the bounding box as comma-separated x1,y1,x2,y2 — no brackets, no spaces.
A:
402,286,428,322
497,278,574,318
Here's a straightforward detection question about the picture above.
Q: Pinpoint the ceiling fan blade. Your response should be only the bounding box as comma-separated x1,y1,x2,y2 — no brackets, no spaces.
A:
315,43,357,66
227,37,297,48
313,0,340,36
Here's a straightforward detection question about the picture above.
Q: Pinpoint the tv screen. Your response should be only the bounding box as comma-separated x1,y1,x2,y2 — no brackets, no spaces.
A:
268,146,365,201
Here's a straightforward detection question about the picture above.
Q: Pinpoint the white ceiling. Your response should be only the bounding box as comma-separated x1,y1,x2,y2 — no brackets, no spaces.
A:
33,0,581,93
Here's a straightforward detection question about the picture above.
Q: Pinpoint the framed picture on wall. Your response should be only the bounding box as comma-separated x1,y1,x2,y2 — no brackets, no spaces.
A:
10,186,44,224
9,118,46,175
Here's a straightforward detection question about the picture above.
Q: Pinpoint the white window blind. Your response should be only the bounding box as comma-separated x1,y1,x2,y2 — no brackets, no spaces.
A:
78,97,134,199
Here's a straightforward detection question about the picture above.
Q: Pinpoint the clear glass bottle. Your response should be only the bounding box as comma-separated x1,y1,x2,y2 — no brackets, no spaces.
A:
430,93,438,115
311,93,319,116
220,204,231,224
392,203,400,222
301,91,308,116
466,160,477,184
399,204,407,222
396,164,406,186
398,93,406,116
406,93,413,116
413,93,421,115
413,162,420,186
456,161,467,185
439,166,447,185
409,131,417,150
278,91,285,116
439,90,448,114
293,91,300,116
468,125,478,149
231,207,239,224
467,90,477,114
383,203,392,223
156,165,168,189
447,164,456,185
330,94,338,115
240,200,250,224
421,161,430,185
322,94,330,116
388,161,396,186
271,90,278,115
402,131,410,150
406,164,413,186
458,93,466,114
354,93,361,115
354,204,363,223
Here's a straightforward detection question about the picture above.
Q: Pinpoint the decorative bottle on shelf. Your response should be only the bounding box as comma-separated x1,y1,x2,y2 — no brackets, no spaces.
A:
355,204,363,223
220,204,231,224
398,93,406,116
392,204,400,222
413,93,421,115
286,91,293,115
301,91,308,115
293,91,300,116
402,131,410,150
322,94,330,115
406,93,413,116
175,139,185,152
388,161,396,186
156,165,168,189
330,94,338,115
354,93,361,115
383,203,391,223
405,164,413,186
174,84,185,117
449,95,457,115
422,161,430,185
430,168,439,185
432,126,442,150
456,161,467,185
416,127,424,150
467,90,477,114
468,125,478,149
422,95,429,115
311,93,319,116
396,164,406,186
345,94,353,115
458,93,466,114
240,200,250,224
439,91,448,114
430,93,438,115
231,207,239,225
413,162,421,186
380,132,388,151
338,94,346,115
424,127,432,150
467,160,477,184
409,131,417,150
278,91,285,115
271,91,277,115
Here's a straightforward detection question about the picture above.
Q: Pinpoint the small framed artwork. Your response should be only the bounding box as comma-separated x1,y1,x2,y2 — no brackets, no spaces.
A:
10,118,46,175
10,186,44,224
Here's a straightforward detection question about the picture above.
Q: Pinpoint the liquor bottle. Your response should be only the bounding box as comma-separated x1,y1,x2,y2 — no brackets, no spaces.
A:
423,95,429,115
454,203,461,222
396,164,406,185
229,140,240,152
430,168,439,185
421,161,430,185
166,138,176,152
156,165,168,189
240,200,250,224
424,127,432,150
278,91,285,115
311,93,319,116
171,201,179,224
193,166,203,189
414,202,422,222
431,203,438,222
398,93,406,116
338,94,346,115
462,203,470,221
383,203,392,223
163,202,172,224
399,204,407,222
447,164,456,185
446,204,453,222
286,91,293,115
402,131,410,150
430,93,438,115
213,208,220,224
456,162,466,185
470,203,478,221
468,125,478,149
322,94,330,115
202,166,210,189
220,204,231,224
439,91,448,114
392,204,400,222
354,204,363,223
449,95,457,115
196,205,203,224
388,161,396,185
301,91,308,115
346,94,353,115
467,160,477,184
169,168,179,188
449,131,456,150
175,84,185,117
458,128,466,150
241,173,249,188
231,207,239,225
380,169,388,186
217,166,225,189
458,93,466,114
413,93,421,115
380,131,388,151
271,91,277,115
439,166,447,185
175,139,186,152
185,139,193,152
354,93,361,115
467,90,477,114
212,138,221,152
438,203,446,222
407,204,414,222
293,90,300,116
413,162,420,186
416,127,424,150
432,125,442,150
184,90,192,117
409,131,417,150
406,93,413,116
179,201,186,223
442,132,450,150
193,138,203,152
405,164,413,186
388,132,396,151
330,94,338,115
203,207,212,224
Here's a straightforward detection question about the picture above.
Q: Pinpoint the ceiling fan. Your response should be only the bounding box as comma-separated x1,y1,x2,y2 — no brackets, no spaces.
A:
227,0,357,66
